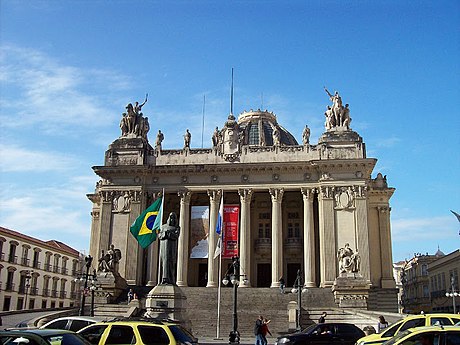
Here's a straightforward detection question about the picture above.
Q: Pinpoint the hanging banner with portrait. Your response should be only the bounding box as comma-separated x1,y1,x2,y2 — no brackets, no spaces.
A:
190,206,210,258
222,204,240,259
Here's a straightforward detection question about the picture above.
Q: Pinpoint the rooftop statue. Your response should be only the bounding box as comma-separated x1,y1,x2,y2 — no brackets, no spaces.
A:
159,212,180,285
302,125,310,145
324,87,352,130
272,126,281,146
119,95,150,140
184,129,191,149
155,130,164,150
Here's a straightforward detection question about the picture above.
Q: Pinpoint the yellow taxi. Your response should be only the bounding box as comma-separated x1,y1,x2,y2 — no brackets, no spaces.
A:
77,320,198,345
381,325,460,345
356,313,460,345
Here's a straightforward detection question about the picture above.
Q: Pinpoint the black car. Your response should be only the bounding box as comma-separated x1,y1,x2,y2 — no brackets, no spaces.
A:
275,323,365,345
0,329,91,345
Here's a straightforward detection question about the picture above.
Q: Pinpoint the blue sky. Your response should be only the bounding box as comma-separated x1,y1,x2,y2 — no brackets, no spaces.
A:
0,1,459,262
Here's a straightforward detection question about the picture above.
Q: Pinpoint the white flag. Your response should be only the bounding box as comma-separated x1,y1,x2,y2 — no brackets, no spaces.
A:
214,236,221,259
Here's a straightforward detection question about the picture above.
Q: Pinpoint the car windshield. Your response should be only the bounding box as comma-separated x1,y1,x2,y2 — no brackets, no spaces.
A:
382,330,412,345
302,325,318,334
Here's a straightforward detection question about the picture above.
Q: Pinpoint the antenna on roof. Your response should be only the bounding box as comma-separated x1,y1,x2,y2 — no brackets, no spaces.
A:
230,68,234,115
261,92,264,110
201,94,206,148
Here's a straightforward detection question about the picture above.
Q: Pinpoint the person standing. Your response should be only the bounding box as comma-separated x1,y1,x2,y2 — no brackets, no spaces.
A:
279,277,285,294
127,288,134,303
378,316,388,333
318,312,327,324
254,315,264,345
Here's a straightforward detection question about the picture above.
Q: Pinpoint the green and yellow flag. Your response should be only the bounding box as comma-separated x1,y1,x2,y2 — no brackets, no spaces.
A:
130,197,163,249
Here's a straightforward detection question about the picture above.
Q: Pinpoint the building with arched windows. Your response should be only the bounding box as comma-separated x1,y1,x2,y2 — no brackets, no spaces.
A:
88,92,398,312
0,226,82,311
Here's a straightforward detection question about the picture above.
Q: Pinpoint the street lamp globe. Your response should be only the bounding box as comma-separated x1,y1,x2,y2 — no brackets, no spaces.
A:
222,277,229,285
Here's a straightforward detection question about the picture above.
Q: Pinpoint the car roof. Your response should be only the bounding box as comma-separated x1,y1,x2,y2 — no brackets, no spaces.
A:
81,320,170,328
408,325,460,332
1,329,76,336
43,316,106,323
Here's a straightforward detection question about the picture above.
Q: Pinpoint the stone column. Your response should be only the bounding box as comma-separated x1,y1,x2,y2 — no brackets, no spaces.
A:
238,188,253,287
176,191,192,287
301,188,316,287
318,186,336,287
207,189,221,287
127,191,142,285
145,192,160,286
354,186,371,283
97,191,113,260
378,206,395,288
270,188,284,288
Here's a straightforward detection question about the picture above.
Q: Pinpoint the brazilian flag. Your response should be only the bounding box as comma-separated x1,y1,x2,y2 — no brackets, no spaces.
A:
130,197,163,249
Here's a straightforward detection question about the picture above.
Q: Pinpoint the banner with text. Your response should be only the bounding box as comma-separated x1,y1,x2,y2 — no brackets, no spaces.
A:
190,206,210,258
222,205,240,258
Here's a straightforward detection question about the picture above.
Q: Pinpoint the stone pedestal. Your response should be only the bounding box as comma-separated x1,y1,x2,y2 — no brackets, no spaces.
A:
144,284,188,325
94,272,128,304
332,273,371,309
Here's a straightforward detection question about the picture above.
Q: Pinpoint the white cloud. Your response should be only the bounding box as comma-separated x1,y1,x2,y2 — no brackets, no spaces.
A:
376,136,401,148
392,216,458,241
0,44,130,134
0,143,78,172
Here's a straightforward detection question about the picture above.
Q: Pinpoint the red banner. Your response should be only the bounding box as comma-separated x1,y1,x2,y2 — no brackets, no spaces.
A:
222,205,240,259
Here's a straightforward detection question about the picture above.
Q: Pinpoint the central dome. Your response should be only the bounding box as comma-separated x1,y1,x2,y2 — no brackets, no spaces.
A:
237,109,298,146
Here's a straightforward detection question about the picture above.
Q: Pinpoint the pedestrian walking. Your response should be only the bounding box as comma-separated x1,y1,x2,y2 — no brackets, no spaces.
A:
318,311,327,324
261,318,272,345
254,315,264,345
279,277,285,294
377,315,388,333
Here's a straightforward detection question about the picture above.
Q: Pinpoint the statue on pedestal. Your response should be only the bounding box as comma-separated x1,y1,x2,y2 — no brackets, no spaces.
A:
155,130,164,150
324,87,352,130
337,243,361,274
97,244,122,275
159,212,181,284
118,95,151,140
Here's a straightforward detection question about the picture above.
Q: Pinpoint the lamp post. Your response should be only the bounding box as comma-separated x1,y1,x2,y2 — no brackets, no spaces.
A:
76,255,93,316
24,271,32,310
445,275,458,314
222,256,247,345
89,269,98,317
291,269,308,331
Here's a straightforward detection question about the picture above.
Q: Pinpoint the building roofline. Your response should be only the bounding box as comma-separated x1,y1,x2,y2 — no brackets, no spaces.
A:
0,226,81,257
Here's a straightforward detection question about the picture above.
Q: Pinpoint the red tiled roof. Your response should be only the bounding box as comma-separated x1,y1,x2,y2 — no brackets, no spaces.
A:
0,226,80,257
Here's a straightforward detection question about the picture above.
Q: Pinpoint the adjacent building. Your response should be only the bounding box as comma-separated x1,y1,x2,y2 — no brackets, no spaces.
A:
87,91,399,311
0,226,82,311
428,249,460,313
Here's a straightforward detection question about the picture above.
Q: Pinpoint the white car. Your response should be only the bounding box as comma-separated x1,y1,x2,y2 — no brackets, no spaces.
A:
40,316,106,332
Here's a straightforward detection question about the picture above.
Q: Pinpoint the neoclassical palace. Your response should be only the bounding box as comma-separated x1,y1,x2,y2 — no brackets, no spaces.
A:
87,90,397,309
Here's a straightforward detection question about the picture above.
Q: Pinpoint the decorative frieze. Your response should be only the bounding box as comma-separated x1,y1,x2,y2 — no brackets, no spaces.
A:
334,186,355,210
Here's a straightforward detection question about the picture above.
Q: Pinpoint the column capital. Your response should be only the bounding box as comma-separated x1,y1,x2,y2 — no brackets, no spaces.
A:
207,189,222,203
178,190,192,204
238,188,253,203
377,206,390,214
301,187,316,201
269,188,284,203
354,185,368,199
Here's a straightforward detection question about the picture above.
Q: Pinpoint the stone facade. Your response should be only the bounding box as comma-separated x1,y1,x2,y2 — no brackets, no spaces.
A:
0,226,82,311
428,249,460,313
87,92,398,311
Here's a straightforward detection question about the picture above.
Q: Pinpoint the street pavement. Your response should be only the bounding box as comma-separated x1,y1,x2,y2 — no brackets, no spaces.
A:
0,311,52,330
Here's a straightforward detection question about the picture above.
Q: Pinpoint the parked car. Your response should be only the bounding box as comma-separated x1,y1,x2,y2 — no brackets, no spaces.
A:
356,313,460,345
0,329,91,345
40,316,106,332
381,325,460,345
78,320,198,345
275,323,365,345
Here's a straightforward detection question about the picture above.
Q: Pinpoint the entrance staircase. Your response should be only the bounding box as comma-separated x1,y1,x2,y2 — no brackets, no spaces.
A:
90,287,399,339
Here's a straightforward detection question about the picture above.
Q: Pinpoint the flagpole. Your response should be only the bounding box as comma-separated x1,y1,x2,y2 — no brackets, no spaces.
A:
216,191,223,339
157,189,165,285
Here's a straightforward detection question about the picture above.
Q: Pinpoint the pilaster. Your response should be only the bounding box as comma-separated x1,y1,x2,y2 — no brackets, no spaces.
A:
318,185,336,287
354,186,371,283
378,206,396,288
126,190,142,285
